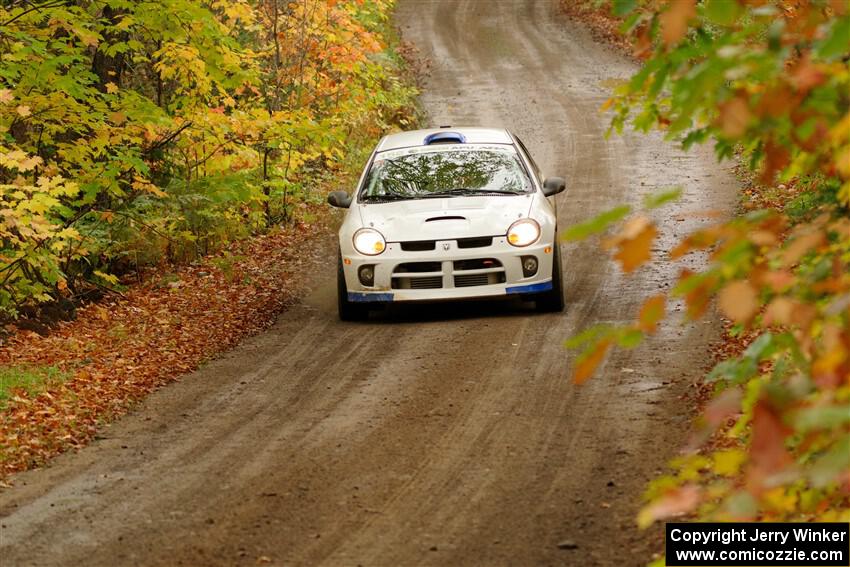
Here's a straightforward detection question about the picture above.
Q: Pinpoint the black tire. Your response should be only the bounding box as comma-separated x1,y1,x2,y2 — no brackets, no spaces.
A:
535,243,565,313
337,254,369,321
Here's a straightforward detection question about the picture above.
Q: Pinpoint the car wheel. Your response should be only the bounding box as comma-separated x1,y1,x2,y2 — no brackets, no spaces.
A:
535,243,565,313
337,253,370,321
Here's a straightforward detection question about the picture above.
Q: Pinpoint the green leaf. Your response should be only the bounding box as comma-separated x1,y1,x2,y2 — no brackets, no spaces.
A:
616,328,644,349
794,405,850,432
643,187,683,209
564,323,615,349
612,0,636,17
723,490,758,518
703,0,740,26
742,332,775,359
707,357,757,383
620,12,642,34
562,205,631,241
809,435,850,488
93,270,119,286
816,16,850,60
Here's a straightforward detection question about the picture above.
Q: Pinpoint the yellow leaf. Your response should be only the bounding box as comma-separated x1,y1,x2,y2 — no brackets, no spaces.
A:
132,176,167,197
713,449,746,477
16,105,31,117
18,155,43,172
0,89,13,104
105,82,119,94
838,180,850,207
835,145,850,178
718,280,759,323
94,270,119,285
78,31,100,48
763,487,798,513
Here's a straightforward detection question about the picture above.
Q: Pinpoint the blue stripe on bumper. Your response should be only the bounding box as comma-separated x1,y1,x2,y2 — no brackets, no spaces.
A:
348,292,394,303
505,281,553,294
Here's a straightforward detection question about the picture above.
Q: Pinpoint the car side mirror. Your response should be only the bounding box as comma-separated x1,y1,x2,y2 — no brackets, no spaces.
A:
327,190,352,208
542,177,566,197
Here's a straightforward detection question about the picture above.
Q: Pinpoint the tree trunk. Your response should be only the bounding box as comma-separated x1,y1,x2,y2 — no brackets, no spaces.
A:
91,5,128,91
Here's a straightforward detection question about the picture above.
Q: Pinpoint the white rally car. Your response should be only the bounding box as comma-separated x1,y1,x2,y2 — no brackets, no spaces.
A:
327,127,566,320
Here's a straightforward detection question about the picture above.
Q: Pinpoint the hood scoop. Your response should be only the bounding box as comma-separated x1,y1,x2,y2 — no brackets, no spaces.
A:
426,215,466,222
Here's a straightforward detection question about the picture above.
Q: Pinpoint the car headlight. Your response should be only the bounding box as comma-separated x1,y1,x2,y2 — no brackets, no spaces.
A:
507,218,540,247
352,228,386,255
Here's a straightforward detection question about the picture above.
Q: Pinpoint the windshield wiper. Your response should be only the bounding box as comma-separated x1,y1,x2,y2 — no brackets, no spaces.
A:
362,193,415,203
422,188,523,198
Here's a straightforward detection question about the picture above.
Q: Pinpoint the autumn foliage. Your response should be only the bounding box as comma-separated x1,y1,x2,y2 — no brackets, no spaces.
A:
0,216,330,479
567,0,850,535
0,0,415,319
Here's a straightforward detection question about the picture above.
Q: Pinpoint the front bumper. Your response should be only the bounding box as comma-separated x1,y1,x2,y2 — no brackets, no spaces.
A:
342,236,555,303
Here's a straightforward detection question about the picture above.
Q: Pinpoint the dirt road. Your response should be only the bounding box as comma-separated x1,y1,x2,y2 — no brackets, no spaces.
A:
0,1,738,565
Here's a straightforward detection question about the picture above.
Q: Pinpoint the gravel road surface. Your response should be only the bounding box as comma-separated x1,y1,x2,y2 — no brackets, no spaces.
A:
0,1,737,565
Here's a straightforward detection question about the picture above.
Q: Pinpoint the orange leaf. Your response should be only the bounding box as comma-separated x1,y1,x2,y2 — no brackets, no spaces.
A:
670,226,722,259
781,229,825,267
718,280,759,323
637,485,701,528
574,339,612,385
760,139,790,184
609,216,657,272
679,270,717,320
718,96,751,138
659,0,696,46
749,400,791,484
633,23,652,58
791,57,826,93
704,388,742,427
638,294,666,334
763,296,796,326
748,230,779,247
756,85,794,117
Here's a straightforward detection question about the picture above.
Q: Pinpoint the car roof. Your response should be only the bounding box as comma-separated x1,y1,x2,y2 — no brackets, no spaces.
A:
374,127,514,153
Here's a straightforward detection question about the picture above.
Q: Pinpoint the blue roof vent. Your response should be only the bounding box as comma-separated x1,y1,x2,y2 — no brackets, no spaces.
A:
424,131,466,145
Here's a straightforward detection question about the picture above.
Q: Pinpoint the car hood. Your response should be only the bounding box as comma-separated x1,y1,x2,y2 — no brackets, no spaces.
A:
356,195,535,241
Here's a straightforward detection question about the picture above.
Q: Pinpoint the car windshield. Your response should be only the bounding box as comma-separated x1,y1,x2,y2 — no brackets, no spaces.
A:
360,145,532,202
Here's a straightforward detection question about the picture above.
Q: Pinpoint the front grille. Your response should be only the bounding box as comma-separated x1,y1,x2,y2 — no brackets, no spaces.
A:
391,258,505,290
400,240,435,252
455,271,506,287
409,276,443,289
392,275,443,289
454,258,501,271
394,262,441,273
399,236,493,251
454,273,490,287
457,236,493,249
